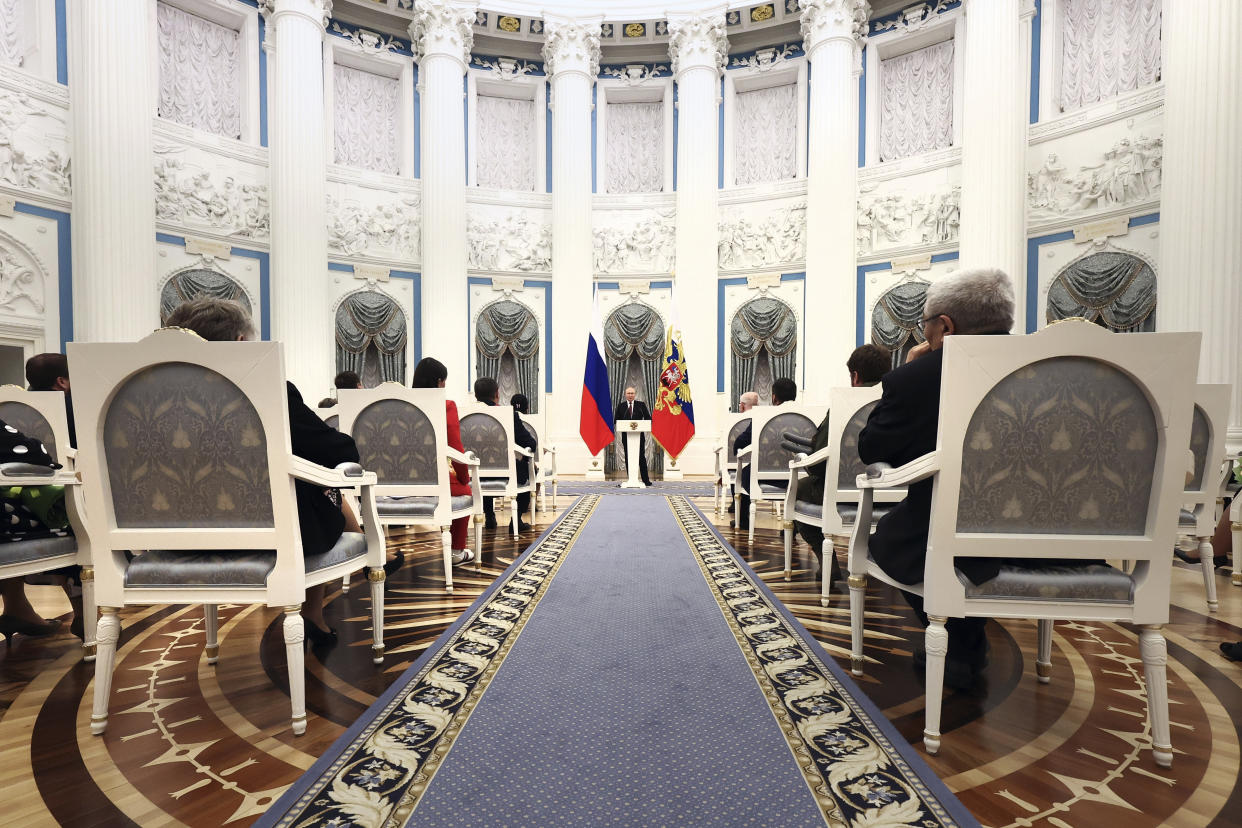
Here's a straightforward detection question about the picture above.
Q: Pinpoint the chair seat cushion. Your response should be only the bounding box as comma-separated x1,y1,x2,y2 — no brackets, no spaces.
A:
377,495,473,519
758,482,788,496
957,563,1134,603
479,478,509,493
125,532,368,588
792,501,892,525
1178,508,1197,528
0,534,76,567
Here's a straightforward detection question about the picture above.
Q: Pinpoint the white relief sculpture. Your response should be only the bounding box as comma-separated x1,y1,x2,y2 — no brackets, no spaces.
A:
873,0,952,34
0,0,26,68
326,193,421,260
330,22,400,54
154,154,268,238
408,0,475,63
542,20,601,77
0,90,70,196
667,15,728,75
0,241,43,314
473,57,538,81
855,186,959,254
467,210,551,272
879,39,953,162
157,2,242,140
333,64,400,175
593,212,675,273
718,201,807,269
1027,135,1163,218
605,102,664,194
1060,0,1161,114
476,95,535,191
734,84,798,185
728,44,799,73
602,64,666,86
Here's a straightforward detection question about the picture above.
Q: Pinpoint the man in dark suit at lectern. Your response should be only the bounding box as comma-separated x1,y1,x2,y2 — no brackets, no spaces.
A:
614,386,652,486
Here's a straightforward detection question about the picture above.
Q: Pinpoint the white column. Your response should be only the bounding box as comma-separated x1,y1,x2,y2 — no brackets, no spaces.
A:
409,2,475,393
1159,2,1242,447
264,0,331,395
958,0,1031,323
67,0,159,341
668,13,727,473
543,18,601,472
801,0,868,380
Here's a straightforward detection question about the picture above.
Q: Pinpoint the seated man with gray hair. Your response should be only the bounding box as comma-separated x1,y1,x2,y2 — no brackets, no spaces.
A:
857,268,1015,690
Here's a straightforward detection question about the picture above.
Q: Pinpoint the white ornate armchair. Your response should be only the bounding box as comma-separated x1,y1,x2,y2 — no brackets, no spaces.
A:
0,386,95,660
784,386,905,607
1178,384,1231,612
846,322,1199,767
337,386,483,591
736,406,822,543
713,413,750,517
519,412,558,513
457,403,533,538
70,330,387,737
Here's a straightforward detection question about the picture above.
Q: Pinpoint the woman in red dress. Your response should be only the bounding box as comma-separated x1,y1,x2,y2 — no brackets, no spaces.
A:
411,358,474,564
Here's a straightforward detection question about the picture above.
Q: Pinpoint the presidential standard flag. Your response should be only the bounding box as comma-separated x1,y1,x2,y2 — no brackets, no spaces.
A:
579,290,615,456
651,292,695,459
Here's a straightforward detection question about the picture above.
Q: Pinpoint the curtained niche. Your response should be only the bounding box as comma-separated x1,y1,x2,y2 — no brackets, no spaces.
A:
1046,246,1156,332
721,278,803,411
864,259,960,366
159,265,254,325
474,297,540,412
332,287,409,387
599,295,668,480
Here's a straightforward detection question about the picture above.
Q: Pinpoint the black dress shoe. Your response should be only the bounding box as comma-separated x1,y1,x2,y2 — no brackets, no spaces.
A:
484,514,498,530
383,552,405,577
1221,641,1242,662
517,520,532,533
305,622,337,647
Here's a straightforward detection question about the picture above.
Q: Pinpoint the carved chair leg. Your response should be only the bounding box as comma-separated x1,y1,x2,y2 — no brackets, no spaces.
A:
923,616,950,756
204,604,219,665
747,501,756,545
1232,520,1242,586
90,607,121,735
1200,537,1219,611
441,528,454,594
820,539,833,608
283,607,307,736
341,573,350,594
80,566,97,662
1140,625,1173,767
510,498,519,538
782,520,793,581
848,574,867,676
368,568,385,664
1036,619,1053,683
474,513,484,574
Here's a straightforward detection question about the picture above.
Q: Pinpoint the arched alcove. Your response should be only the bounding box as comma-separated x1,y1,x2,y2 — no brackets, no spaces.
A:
871,279,929,368
730,296,797,409
334,289,408,386
159,266,252,325
475,298,540,412
1047,248,1156,332
603,300,664,479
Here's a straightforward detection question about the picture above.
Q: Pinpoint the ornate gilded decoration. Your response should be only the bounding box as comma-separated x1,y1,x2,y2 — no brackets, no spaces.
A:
751,4,775,22
497,15,520,32
624,22,646,38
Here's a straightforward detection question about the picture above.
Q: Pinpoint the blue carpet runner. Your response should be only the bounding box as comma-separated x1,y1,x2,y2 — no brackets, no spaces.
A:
556,480,716,497
259,495,977,828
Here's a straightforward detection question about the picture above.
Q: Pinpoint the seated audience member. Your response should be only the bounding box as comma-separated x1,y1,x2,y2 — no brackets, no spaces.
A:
334,371,362,391
858,267,1015,690
317,397,337,409
411,357,476,564
1174,504,1234,568
734,378,797,531
721,392,759,514
794,344,892,579
473,378,534,532
164,297,367,645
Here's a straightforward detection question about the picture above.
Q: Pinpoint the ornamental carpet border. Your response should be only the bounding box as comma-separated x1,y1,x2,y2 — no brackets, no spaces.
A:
665,495,980,828
257,494,601,828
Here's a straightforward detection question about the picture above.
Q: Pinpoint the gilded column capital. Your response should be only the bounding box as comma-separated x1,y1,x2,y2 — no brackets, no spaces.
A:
259,0,333,30
666,13,728,78
541,18,602,80
800,0,869,55
408,0,477,66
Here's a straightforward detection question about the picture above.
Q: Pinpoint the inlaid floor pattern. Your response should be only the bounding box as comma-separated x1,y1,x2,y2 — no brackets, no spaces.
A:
3,489,1241,827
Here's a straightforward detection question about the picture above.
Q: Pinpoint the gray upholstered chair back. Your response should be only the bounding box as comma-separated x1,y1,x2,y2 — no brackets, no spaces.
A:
757,412,815,475
103,362,274,528
0,401,58,463
520,418,540,454
460,411,509,475
324,413,340,430
351,399,438,486
727,418,750,463
1186,404,1210,492
956,355,1158,535
837,400,880,491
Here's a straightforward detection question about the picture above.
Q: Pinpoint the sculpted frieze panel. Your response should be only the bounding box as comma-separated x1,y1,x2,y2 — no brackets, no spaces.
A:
1028,134,1161,219
154,152,268,239
0,88,69,197
467,207,550,272
856,185,959,255
327,192,421,260
718,200,806,269
0,233,46,317
593,211,675,273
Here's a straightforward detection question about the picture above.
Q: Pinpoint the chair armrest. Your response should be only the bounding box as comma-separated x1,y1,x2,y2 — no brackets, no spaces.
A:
515,446,535,458
289,456,378,488
782,431,814,451
788,444,830,469
0,463,78,487
855,452,938,489
735,445,753,460
446,447,481,466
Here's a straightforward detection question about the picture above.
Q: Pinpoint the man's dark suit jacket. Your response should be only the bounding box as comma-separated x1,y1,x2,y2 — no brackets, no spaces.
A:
857,348,1000,587
614,399,651,421
288,382,360,557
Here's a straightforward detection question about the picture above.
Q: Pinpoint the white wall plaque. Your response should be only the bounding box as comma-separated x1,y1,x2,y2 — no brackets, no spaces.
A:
354,264,391,282
891,253,933,274
185,236,232,260
0,196,13,218
746,272,782,289
1072,216,1130,244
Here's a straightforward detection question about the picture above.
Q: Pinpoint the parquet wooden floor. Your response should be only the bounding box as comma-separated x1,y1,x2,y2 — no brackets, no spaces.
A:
2,490,1240,826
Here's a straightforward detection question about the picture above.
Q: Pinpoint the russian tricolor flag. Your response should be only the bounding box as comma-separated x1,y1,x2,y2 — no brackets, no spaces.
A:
579,290,615,456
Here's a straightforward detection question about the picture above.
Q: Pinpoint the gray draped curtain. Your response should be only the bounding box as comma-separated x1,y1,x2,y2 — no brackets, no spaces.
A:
335,290,407,384
160,269,251,323
730,297,797,410
475,299,540,413
1047,251,1157,332
871,280,928,368
603,302,664,478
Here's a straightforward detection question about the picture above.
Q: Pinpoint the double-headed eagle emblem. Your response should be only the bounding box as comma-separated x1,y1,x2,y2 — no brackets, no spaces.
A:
655,330,692,415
